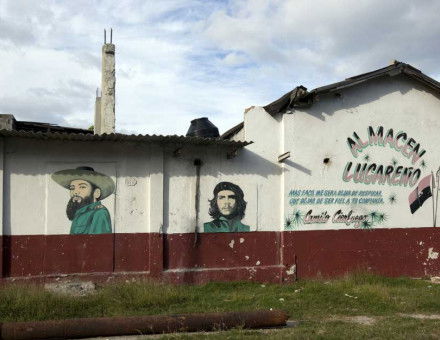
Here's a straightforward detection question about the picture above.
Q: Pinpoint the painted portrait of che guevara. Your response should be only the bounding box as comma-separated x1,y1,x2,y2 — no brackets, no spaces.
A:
51,166,115,235
203,181,250,233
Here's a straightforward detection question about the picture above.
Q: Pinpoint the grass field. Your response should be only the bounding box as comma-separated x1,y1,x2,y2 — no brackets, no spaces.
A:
2,273,440,339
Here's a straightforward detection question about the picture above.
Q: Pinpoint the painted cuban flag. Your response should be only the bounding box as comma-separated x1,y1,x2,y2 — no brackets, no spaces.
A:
408,174,433,214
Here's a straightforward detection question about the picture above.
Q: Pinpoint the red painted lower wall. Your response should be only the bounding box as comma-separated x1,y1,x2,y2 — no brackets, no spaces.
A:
2,228,440,283
286,228,440,278
0,235,3,278
1,234,154,279
163,232,282,284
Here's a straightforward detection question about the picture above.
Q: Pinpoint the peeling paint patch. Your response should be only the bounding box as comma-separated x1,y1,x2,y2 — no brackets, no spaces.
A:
286,264,296,276
419,241,424,246
245,256,249,260
428,248,439,260
248,267,257,279
240,238,245,243
125,177,137,186
256,261,261,266
229,240,235,249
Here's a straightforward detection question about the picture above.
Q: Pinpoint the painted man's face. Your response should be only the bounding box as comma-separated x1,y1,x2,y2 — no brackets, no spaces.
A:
216,190,236,217
69,179,93,203
66,179,97,221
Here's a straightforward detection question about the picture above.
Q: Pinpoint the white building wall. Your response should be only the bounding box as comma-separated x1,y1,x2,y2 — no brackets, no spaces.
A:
163,145,263,234
164,129,283,234
283,75,440,230
2,135,283,236
243,106,283,231
4,74,440,236
163,147,199,234
3,139,152,235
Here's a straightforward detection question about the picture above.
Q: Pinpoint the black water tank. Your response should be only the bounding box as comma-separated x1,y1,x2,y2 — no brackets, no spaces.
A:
186,117,219,138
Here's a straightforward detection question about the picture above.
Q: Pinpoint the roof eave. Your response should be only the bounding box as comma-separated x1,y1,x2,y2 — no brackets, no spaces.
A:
221,121,244,140
0,130,252,149
263,61,440,115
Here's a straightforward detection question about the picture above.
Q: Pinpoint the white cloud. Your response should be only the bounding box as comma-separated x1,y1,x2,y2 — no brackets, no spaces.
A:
203,0,440,83
222,52,249,66
0,0,440,135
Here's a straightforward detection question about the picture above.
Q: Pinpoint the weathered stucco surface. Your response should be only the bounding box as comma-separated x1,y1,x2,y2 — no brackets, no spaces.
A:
95,43,115,135
2,73,440,282
282,75,440,231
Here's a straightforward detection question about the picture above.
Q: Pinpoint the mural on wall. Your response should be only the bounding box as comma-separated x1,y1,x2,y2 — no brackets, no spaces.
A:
409,174,432,214
285,125,439,230
285,189,387,230
204,181,250,233
51,166,116,234
342,126,425,186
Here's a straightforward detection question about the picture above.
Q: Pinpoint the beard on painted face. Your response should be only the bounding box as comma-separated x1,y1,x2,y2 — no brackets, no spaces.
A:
66,195,94,221
216,190,238,219
219,203,236,216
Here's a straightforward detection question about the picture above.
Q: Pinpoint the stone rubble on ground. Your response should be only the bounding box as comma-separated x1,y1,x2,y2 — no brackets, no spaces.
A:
44,280,96,296
430,276,440,284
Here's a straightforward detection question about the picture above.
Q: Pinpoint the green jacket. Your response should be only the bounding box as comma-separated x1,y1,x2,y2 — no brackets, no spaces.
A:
203,216,250,233
70,201,112,235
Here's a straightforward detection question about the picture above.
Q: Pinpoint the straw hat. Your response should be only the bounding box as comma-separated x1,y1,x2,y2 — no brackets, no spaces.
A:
52,166,115,200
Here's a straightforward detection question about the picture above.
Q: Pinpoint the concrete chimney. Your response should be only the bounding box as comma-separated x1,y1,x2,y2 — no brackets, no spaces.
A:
93,88,101,134
95,29,115,135
0,114,16,130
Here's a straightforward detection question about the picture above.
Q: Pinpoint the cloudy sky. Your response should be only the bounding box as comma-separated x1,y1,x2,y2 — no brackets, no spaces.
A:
1,0,440,135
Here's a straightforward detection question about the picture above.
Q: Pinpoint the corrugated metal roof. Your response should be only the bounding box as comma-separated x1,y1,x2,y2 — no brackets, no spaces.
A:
0,129,251,147
14,120,93,134
309,61,440,95
221,122,244,140
263,86,309,116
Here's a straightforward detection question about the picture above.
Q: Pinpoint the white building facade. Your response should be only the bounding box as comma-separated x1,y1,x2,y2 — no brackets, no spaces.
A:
1,62,440,283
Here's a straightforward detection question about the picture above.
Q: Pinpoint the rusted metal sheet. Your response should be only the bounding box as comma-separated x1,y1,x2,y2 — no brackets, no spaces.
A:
0,309,288,340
